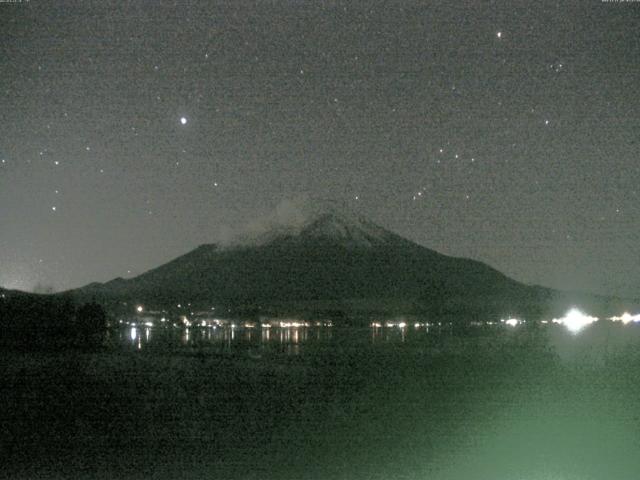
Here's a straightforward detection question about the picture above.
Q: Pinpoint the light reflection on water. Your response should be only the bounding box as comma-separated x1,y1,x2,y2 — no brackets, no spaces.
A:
117,319,461,357
117,320,640,361
119,323,342,355
112,321,640,480
16,317,640,480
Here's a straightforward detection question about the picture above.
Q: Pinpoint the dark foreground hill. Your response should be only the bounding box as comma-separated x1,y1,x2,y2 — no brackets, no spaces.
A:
71,209,637,321
0,288,106,349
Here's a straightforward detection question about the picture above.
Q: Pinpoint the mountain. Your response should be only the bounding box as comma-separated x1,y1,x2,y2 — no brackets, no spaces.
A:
72,207,636,321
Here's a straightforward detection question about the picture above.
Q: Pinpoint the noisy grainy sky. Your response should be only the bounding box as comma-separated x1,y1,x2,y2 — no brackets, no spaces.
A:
1,0,639,297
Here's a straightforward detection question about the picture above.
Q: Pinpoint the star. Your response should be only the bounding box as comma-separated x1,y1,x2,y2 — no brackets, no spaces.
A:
496,31,502,39
180,117,188,125
51,206,57,211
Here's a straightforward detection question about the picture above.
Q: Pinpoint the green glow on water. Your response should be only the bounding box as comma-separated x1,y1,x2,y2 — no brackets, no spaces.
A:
4,323,640,479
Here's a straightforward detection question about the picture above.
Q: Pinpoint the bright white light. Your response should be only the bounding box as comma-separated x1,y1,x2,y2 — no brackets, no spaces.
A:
144,321,153,327
610,312,640,324
554,308,598,333
180,116,187,125
496,31,502,39
279,321,308,328
136,305,143,313
130,327,137,341
503,318,520,327
397,322,407,328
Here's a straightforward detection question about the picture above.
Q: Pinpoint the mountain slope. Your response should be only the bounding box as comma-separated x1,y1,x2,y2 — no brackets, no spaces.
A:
73,209,635,320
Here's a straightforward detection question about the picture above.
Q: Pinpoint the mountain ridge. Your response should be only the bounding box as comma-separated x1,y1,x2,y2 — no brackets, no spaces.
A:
70,209,638,321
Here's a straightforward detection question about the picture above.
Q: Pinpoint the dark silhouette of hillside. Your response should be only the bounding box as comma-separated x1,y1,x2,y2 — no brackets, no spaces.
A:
0,289,107,350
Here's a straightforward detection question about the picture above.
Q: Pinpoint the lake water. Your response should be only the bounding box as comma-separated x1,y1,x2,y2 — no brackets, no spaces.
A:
115,322,459,356
3,321,640,479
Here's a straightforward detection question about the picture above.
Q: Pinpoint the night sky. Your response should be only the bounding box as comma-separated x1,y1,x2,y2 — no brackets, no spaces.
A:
1,1,639,297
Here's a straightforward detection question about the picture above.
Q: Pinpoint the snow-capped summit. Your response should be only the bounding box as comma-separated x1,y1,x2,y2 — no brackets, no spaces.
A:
295,211,398,247
232,199,402,248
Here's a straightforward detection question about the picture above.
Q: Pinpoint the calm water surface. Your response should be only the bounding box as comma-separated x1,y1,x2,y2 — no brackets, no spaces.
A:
4,321,640,480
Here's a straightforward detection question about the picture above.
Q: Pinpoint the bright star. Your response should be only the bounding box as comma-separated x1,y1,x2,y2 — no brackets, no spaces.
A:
180,117,188,125
497,31,502,39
